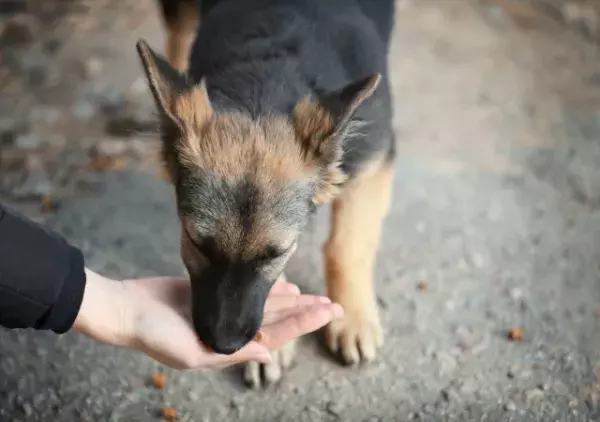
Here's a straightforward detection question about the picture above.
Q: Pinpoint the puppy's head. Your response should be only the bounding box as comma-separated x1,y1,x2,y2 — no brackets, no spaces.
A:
136,40,380,354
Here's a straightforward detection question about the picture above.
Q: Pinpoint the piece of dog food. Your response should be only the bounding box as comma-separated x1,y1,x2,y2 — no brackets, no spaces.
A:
163,408,177,421
152,373,167,389
40,194,58,213
508,328,524,341
416,281,429,291
254,330,264,342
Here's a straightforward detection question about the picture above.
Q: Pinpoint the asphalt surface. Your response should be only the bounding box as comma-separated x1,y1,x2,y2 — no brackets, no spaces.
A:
1,1,600,421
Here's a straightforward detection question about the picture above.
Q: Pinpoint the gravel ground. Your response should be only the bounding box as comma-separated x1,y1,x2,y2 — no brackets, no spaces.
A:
1,0,600,421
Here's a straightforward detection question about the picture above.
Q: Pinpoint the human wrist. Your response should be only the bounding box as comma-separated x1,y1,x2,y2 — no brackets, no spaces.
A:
73,268,134,348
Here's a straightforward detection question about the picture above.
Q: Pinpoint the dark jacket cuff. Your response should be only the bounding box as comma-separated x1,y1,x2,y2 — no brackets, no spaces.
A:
38,245,87,334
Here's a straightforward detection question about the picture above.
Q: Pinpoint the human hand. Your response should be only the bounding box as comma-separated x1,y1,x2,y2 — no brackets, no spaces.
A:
74,270,344,370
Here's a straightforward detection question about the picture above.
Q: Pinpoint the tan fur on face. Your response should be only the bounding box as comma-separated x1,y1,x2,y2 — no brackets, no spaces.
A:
176,112,314,185
170,107,313,261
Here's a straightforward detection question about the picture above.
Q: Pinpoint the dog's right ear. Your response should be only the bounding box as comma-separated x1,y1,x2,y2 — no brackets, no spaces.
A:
136,39,213,129
292,74,381,204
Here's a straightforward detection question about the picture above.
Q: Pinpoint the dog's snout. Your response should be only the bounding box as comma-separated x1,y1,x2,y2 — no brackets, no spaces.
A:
190,272,271,355
209,341,245,356
193,316,259,355
204,331,255,355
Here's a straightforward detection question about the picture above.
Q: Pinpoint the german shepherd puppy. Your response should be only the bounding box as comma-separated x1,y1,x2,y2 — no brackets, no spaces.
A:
138,0,396,387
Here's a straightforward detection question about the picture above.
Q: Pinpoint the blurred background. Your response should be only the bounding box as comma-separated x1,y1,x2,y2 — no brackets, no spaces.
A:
1,0,599,421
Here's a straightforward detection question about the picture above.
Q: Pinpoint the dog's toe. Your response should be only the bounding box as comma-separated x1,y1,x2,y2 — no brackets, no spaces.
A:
243,361,261,388
263,355,282,385
242,340,296,388
326,308,382,365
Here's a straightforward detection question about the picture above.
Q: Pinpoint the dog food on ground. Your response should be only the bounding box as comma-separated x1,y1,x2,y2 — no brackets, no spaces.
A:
152,373,167,389
416,281,429,291
163,408,177,421
508,328,524,341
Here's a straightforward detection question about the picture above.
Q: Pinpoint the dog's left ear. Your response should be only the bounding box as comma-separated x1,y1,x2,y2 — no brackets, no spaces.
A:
292,73,381,204
136,39,213,130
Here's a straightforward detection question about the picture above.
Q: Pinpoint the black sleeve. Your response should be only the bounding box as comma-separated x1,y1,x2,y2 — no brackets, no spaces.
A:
0,203,86,334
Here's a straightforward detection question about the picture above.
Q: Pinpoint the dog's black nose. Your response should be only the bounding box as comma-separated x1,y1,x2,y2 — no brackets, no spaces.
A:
206,338,249,355
189,273,270,356
193,318,258,355
198,328,257,355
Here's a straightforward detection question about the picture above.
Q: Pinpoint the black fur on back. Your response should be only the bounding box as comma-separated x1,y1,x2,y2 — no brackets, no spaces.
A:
188,0,397,176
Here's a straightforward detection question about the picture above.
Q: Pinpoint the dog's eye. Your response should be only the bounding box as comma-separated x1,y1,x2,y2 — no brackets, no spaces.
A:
266,245,287,259
186,230,219,261
252,244,286,264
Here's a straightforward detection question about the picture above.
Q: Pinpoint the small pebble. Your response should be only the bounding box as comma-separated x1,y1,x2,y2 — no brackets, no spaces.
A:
509,287,523,301
503,401,517,412
15,133,42,150
20,402,33,416
526,389,544,404
470,252,485,268
81,56,103,79
72,100,96,120
97,138,128,155
506,367,516,379
325,401,342,417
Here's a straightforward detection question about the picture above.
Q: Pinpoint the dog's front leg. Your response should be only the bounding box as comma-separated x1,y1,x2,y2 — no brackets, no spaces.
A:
324,161,394,364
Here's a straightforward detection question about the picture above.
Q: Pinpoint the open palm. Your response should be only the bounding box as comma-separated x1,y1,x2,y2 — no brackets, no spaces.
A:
122,277,343,370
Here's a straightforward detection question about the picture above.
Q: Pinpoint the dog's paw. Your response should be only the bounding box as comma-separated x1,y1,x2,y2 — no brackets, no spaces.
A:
325,304,383,365
243,340,296,388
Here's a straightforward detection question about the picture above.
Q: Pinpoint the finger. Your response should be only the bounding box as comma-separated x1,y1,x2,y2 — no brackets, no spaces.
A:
261,303,344,350
200,341,272,368
263,294,331,318
262,302,333,326
269,282,301,296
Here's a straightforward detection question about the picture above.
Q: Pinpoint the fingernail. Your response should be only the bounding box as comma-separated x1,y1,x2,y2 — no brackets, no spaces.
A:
318,296,332,304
